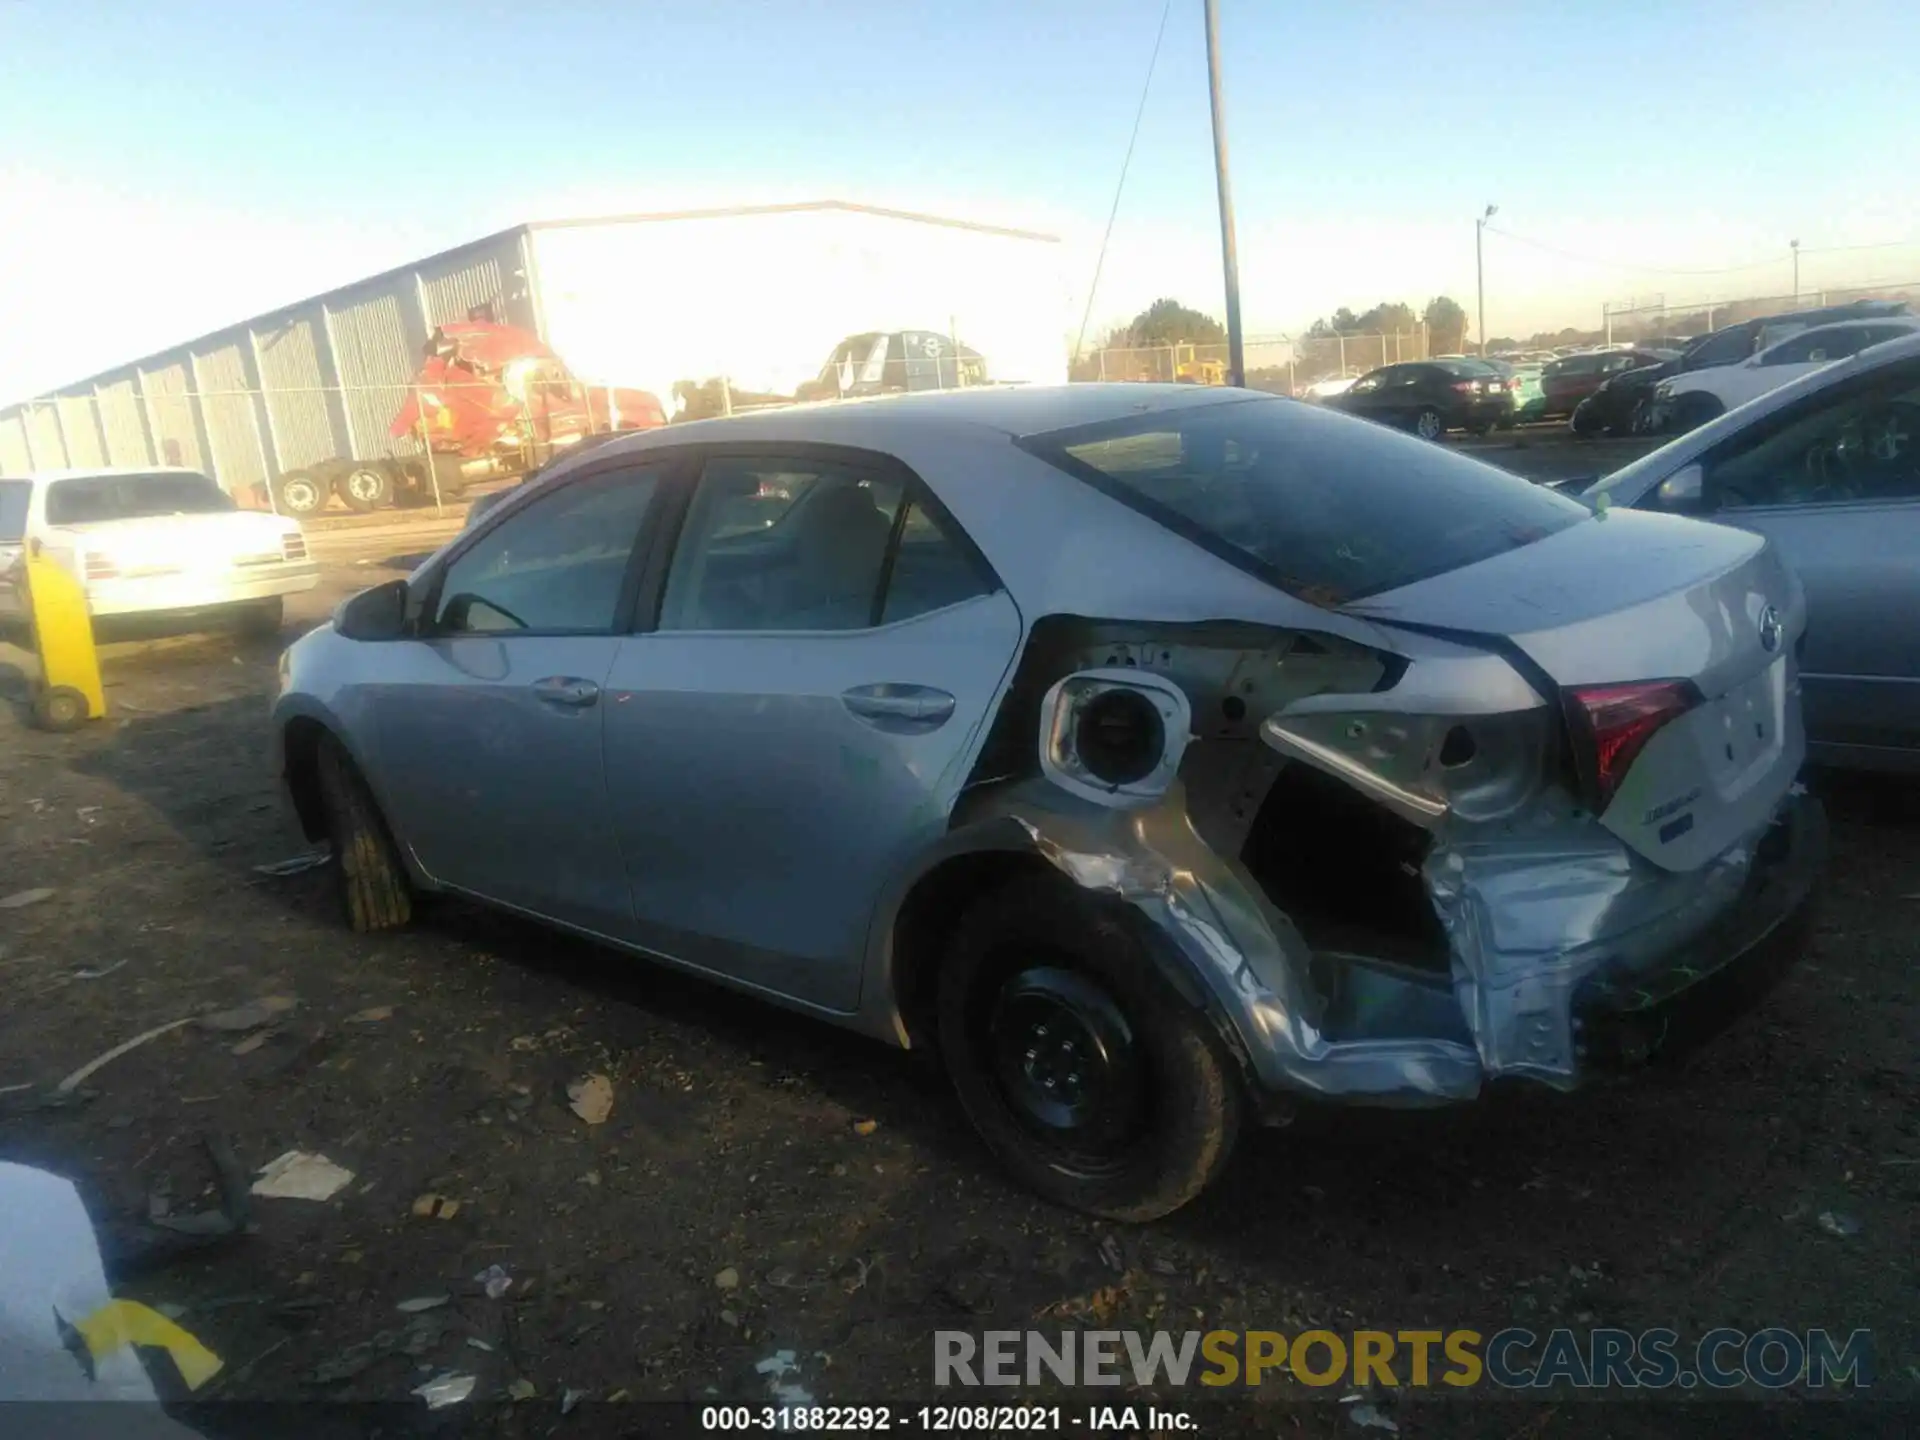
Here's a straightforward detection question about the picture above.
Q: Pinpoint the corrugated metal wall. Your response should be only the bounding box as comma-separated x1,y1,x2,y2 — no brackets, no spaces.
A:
192,342,268,493
0,225,556,489
252,311,341,471
138,359,206,470
56,395,106,467
25,406,67,468
0,414,31,474
326,283,425,458
94,374,153,466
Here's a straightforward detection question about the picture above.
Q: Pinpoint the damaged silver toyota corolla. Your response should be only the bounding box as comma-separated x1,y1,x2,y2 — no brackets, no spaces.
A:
273,384,1825,1221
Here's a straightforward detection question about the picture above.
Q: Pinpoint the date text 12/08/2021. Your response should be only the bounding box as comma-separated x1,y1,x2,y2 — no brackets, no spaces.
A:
700,1405,1194,1432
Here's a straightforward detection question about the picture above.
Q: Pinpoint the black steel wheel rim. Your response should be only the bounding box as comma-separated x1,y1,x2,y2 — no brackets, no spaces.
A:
985,965,1143,1168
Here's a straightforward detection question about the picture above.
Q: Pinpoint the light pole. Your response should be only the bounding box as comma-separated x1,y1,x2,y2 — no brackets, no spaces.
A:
1790,238,1801,301
1203,0,1244,387
1475,204,1498,355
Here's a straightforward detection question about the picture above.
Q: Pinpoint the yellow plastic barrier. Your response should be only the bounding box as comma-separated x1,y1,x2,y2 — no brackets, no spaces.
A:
67,1299,224,1391
20,538,106,731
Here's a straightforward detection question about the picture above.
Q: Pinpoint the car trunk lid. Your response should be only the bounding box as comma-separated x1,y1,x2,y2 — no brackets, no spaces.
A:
50,512,297,574
1343,509,1805,871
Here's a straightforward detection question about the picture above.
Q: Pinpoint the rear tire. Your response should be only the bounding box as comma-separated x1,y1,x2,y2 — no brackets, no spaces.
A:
936,874,1242,1221
316,735,412,932
337,463,393,513
272,470,327,517
237,596,283,640
1414,407,1444,441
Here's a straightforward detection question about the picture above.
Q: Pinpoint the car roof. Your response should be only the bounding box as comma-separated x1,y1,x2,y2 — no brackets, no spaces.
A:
1756,314,1919,352
590,382,1252,451
13,466,208,484
1593,327,1920,502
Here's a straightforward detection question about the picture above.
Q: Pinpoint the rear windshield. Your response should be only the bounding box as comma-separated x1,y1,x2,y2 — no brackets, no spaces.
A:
0,480,29,542
45,471,234,525
1021,396,1587,604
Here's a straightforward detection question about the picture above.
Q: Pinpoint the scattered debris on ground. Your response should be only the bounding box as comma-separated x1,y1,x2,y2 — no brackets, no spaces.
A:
250,1151,354,1202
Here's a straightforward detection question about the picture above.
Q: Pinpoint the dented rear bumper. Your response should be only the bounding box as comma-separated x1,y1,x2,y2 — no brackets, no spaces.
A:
963,778,1823,1108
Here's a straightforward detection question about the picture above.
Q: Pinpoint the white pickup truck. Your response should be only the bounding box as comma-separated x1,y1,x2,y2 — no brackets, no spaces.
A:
0,467,318,638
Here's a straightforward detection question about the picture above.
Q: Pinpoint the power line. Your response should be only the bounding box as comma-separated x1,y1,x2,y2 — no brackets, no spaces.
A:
1482,224,1919,278
1072,0,1174,361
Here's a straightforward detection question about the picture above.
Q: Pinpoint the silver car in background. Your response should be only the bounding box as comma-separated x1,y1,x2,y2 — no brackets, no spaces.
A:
273,385,1823,1220
1589,328,1920,773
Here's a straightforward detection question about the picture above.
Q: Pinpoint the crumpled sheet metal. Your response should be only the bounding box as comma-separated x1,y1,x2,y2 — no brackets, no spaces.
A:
1424,791,1758,1087
975,772,1778,1104
982,781,1486,1105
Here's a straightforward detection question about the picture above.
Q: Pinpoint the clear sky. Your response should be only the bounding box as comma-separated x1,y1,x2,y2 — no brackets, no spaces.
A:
3,0,1918,400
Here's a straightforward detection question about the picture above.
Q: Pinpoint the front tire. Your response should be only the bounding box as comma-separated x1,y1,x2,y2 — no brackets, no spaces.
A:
936,875,1242,1221
316,735,412,932
1414,406,1444,441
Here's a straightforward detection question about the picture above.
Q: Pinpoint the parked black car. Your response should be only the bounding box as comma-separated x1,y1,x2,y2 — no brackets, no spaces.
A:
1571,357,1681,436
1571,299,1910,438
1325,358,1514,439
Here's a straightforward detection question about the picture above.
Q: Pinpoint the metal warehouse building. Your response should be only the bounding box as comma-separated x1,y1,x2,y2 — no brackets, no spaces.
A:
0,202,1069,493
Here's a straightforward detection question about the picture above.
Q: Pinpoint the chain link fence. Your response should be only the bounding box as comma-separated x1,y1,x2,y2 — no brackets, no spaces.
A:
1604,281,1920,346
1074,330,1430,397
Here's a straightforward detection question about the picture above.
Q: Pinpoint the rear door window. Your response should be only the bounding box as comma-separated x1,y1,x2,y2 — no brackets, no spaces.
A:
0,480,29,542
44,472,234,525
1022,396,1587,603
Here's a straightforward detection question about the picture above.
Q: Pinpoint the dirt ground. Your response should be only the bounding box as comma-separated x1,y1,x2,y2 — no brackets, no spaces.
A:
2,433,1916,1438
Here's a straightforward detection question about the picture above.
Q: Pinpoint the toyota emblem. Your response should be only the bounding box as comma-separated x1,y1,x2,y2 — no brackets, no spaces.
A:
1758,604,1782,654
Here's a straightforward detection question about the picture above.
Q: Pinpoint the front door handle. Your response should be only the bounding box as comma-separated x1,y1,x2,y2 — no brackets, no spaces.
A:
532,676,601,708
842,683,956,730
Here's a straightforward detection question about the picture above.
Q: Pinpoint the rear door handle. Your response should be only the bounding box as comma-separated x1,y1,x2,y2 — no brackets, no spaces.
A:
532,676,601,708
842,683,956,730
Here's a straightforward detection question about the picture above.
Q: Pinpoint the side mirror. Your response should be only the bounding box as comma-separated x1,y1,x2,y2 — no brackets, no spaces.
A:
1655,463,1705,509
336,579,410,642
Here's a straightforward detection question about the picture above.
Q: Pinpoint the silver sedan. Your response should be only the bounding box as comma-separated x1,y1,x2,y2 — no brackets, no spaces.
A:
274,384,1824,1220
1589,329,1920,773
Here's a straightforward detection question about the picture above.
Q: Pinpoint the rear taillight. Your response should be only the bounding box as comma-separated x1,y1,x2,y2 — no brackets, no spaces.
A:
1563,680,1700,812
282,533,309,562
83,552,119,582
1452,380,1476,393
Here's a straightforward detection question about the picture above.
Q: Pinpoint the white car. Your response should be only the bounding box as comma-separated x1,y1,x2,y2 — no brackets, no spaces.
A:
1653,315,1920,431
1300,373,1360,401
0,467,317,636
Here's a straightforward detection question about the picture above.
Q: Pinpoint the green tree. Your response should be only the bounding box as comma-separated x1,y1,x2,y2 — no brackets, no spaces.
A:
1353,301,1417,334
1123,298,1227,347
1424,295,1470,351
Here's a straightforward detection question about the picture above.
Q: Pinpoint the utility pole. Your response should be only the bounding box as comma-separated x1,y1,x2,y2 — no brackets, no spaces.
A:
1790,238,1801,301
1476,204,1497,355
1203,0,1244,388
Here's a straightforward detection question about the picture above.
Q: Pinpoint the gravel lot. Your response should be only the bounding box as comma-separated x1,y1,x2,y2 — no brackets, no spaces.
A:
1,429,1913,1437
